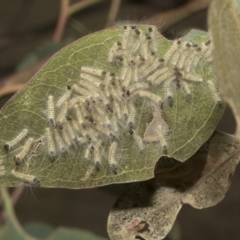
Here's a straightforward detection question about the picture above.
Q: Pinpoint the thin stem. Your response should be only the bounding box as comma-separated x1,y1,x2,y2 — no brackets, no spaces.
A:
0,84,25,98
0,187,35,240
53,0,70,42
105,0,121,28
0,186,25,225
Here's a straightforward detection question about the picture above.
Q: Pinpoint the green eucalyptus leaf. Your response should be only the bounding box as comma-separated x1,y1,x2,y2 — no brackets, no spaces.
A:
0,25,224,188
209,0,240,136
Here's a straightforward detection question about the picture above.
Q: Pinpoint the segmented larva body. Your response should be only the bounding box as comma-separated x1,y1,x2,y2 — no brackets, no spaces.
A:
68,96,85,109
108,42,122,62
180,81,191,95
80,75,105,91
186,46,202,71
72,84,91,97
133,90,162,107
178,43,192,69
112,100,122,119
147,66,169,83
54,129,68,154
84,144,94,159
14,137,34,164
4,129,28,151
148,67,176,86
56,86,72,108
108,141,118,173
122,63,135,88
11,170,40,185
131,131,144,150
128,102,136,128
164,80,174,104
94,140,102,169
61,127,73,148
207,80,222,106
65,121,77,143
45,127,56,159
47,95,55,126
122,26,132,49
76,137,88,147
181,72,203,82
143,58,164,77
164,40,181,62
81,67,106,78
128,83,149,94
132,29,145,53
157,126,167,153
56,101,68,129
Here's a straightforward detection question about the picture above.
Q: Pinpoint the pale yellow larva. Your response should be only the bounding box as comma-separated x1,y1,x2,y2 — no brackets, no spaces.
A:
45,127,57,159
181,72,203,82
84,144,94,159
143,57,164,77
72,84,91,97
177,42,192,70
131,131,144,150
128,101,136,129
81,67,106,78
164,79,174,105
108,41,122,62
207,80,222,107
132,29,145,53
4,128,28,151
68,96,86,109
54,129,68,154
128,83,149,95
56,86,72,108
11,170,40,185
133,90,162,107
108,141,118,173
180,81,191,95
122,26,132,50
47,95,55,126
56,101,68,129
14,137,34,164
164,40,182,63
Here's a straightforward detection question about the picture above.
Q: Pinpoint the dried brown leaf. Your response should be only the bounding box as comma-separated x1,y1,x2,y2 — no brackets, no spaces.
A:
107,132,240,240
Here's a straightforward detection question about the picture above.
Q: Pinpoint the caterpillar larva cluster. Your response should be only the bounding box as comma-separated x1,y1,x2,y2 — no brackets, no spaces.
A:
41,25,219,175
4,25,219,184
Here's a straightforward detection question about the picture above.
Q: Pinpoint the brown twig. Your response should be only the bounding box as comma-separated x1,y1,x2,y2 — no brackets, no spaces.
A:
53,0,70,42
142,0,211,30
0,84,25,98
105,0,122,28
